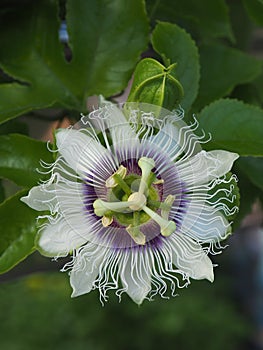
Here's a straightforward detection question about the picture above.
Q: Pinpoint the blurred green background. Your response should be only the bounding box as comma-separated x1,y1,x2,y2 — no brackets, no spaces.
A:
0,245,251,350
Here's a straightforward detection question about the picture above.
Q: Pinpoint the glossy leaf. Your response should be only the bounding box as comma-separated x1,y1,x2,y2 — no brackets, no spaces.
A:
0,134,53,187
0,1,80,124
152,22,200,110
253,73,263,107
147,0,234,41
0,191,37,274
236,157,263,191
194,44,262,110
0,181,5,203
198,99,263,156
243,0,263,25
0,0,149,124
66,0,149,97
127,58,184,109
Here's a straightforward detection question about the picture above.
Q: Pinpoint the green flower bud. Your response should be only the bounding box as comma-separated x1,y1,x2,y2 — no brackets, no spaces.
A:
127,58,184,110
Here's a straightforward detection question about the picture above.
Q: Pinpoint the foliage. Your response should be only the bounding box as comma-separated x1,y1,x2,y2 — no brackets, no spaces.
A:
0,0,262,280
0,270,248,350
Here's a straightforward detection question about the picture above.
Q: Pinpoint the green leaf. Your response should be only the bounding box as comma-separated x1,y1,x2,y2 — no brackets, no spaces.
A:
0,1,81,124
236,157,263,191
243,0,263,25
147,0,234,42
0,118,28,136
0,134,53,187
152,22,200,110
0,181,5,203
66,0,149,97
233,165,263,228
194,44,262,110
0,191,37,274
231,82,263,107
0,0,149,124
198,99,263,156
127,58,184,109
253,72,263,107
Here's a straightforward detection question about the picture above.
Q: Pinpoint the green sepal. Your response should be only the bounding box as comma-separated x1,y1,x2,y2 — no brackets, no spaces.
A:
127,58,184,110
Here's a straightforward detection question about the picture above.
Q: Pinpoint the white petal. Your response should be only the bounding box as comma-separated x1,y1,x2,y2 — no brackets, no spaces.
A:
180,203,229,242
70,244,105,297
120,250,151,304
20,184,57,211
149,123,181,159
169,234,214,282
37,216,88,257
177,150,239,186
101,99,136,146
85,101,136,154
209,150,239,175
56,128,115,181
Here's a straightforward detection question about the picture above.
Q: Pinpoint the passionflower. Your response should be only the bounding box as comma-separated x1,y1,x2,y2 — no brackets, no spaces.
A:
21,101,239,304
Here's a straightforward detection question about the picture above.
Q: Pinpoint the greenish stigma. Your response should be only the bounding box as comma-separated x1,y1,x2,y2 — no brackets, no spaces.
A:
93,157,176,245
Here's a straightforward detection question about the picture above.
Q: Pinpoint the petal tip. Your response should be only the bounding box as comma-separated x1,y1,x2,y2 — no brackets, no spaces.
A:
206,268,214,283
71,289,82,298
20,195,28,205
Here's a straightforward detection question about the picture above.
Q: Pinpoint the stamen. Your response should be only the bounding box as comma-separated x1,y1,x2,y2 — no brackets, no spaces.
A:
126,212,146,245
106,165,127,188
161,195,175,220
138,157,155,196
152,178,164,185
142,205,176,237
126,225,146,245
102,215,113,227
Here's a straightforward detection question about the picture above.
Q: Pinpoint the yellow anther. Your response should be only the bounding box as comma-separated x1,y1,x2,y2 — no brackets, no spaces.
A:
161,195,175,220
106,165,127,188
102,215,113,227
153,178,164,185
126,225,146,245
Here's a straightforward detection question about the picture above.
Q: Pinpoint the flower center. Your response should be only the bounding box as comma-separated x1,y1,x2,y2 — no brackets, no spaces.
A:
93,157,176,245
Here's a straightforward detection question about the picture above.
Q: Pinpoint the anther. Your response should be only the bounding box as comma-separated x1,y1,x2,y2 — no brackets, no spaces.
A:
106,165,127,188
161,195,175,220
126,225,146,245
102,215,113,227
